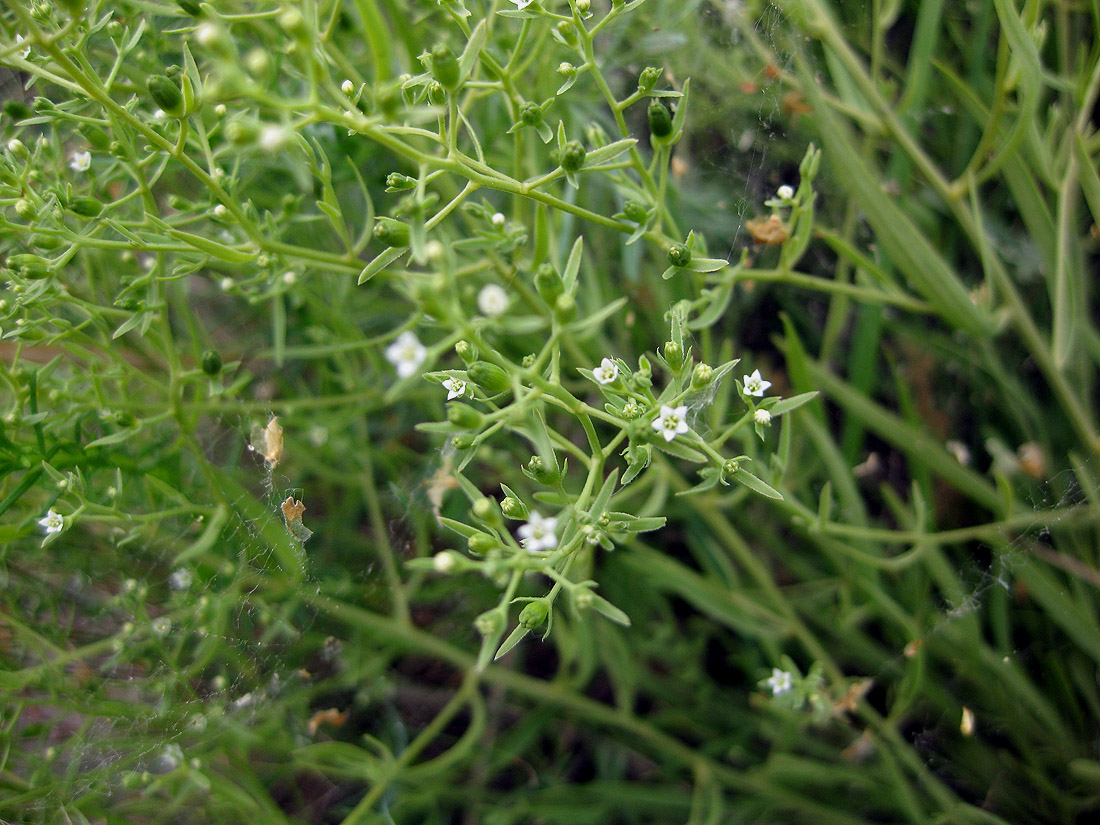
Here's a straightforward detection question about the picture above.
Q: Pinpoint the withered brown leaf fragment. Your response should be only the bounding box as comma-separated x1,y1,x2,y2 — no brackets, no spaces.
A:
745,214,789,245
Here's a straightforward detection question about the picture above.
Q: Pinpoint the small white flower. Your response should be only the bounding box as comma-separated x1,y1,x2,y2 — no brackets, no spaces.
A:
518,511,558,553
213,204,228,219
442,377,467,400
169,569,193,591
282,271,297,286
510,0,535,9
386,330,427,378
652,404,689,442
425,240,445,262
753,408,772,426
38,509,64,534
152,109,167,121
433,551,456,573
69,151,91,173
742,369,771,397
219,277,234,292
151,616,172,638
593,357,619,385
477,284,509,317
15,36,31,59
491,211,506,226
777,184,795,200
214,104,227,117
766,667,792,696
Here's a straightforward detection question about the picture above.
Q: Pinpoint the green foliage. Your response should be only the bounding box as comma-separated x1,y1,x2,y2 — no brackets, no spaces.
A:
1,1,1099,824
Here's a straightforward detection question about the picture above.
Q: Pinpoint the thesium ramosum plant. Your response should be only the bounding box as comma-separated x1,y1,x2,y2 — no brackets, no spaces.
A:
2,0,1099,823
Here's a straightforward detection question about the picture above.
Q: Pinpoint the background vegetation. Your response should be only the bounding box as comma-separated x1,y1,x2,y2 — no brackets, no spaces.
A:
2,1,1099,823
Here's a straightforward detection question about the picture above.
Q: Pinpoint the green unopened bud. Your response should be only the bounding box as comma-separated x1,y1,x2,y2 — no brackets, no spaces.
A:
648,99,672,138
80,125,111,151
467,361,510,394
386,172,416,190
638,66,662,92
576,0,591,13
667,242,691,268
662,341,683,371
14,199,35,221
201,349,222,376
448,402,483,429
623,200,648,223
691,362,713,389
278,7,310,43
534,263,563,305
526,456,561,486
430,43,461,90
573,587,595,610
553,293,576,322
519,102,543,127
556,20,577,45
474,609,504,636
518,601,548,630
560,140,586,173
6,138,28,158
455,340,477,364
69,196,103,217
468,532,498,556
225,120,259,145
373,217,410,248
452,434,476,450
501,496,529,520
147,75,184,118
426,81,446,107
472,496,502,528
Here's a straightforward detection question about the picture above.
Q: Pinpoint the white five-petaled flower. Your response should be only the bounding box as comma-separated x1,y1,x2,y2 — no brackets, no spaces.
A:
442,377,467,400
652,404,689,442
742,369,771,397
385,330,427,378
69,151,91,173
477,284,509,317
15,36,31,59
518,511,558,553
753,408,772,426
38,509,64,534
766,667,793,696
593,357,619,385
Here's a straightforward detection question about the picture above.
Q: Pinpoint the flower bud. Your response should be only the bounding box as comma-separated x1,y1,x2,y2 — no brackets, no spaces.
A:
6,138,28,158
471,496,502,528
647,99,672,138
556,20,577,45
557,62,576,77
526,456,561,486
553,293,576,322
455,340,477,364
662,341,683,371
430,43,461,90
467,361,510,394
147,75,184,118
468,532,497,556
623,200,648,223
576,0,591,12
373,217,410,247
14,199,35,221
452,434,475,450
278,7,310,44
426,81,446,107
667,242,691,268
474,609,504,636
638,66,662,92
501,496,528,520
534,262,563,305
518,601,548,630
559,140,586,173
80,125,111,151
225,120,259,145
201,349,222,376
433,551,457,573
3,100,32,122
69,196,103,218
519,102,543,127
448,402,483,429
691,362,713,389
386,172,416,190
